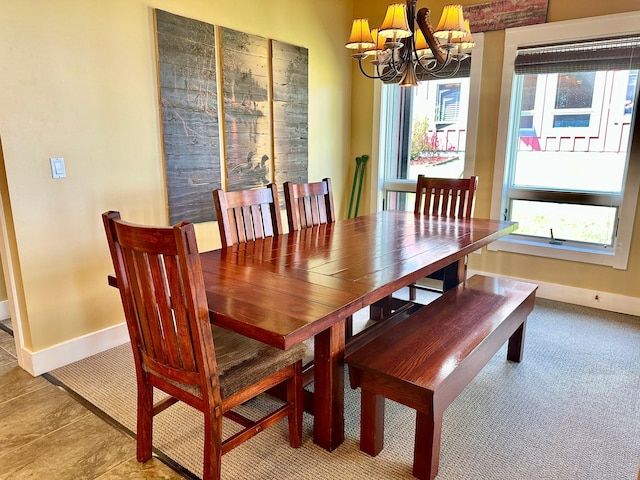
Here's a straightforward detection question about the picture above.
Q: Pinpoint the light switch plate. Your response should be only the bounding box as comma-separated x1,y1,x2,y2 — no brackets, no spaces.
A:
50,157,66,179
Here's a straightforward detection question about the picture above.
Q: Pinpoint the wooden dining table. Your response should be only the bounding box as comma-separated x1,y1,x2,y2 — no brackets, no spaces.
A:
198,210,517,452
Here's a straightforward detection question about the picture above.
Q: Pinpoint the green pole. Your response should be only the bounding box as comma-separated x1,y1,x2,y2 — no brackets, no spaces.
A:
354,154,369,217
348,156,362,218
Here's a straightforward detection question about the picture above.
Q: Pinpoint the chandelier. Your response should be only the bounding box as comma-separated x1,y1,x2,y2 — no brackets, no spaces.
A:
345,1,475,87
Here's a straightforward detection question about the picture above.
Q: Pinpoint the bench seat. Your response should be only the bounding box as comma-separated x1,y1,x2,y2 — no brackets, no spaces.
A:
346,274,537,480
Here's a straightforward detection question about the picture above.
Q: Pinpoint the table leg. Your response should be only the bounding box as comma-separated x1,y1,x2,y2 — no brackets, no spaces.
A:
313,318,345,451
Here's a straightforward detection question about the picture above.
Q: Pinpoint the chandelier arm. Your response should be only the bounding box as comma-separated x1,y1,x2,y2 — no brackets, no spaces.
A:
430,47,453,73
356,57,386,80
428,56,463,79
379,60,403,81
387,47,405,76
356,55,404,82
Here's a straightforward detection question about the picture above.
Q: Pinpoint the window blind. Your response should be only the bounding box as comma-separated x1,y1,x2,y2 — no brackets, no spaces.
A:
514,35,640,74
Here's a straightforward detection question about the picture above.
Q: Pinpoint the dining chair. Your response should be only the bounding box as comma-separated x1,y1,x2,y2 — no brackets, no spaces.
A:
212,183,284,247
409,175,478,299
283,177,336,231
102,211,305,480
283,178,354,339
370,175,478,322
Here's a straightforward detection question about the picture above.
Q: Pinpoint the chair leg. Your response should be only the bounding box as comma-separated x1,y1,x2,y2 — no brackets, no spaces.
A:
409,285,417,301
136,380,154,462
203,405,223,480
370,295,393,322
287,361,303,448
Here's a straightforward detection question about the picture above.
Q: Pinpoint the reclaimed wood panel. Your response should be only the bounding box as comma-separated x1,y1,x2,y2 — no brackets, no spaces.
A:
272,40,309,188
221,28,271,192
155,10,221,224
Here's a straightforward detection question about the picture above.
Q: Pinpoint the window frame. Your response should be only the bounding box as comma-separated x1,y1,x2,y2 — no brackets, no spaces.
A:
489,12,640,270
370,33,485,211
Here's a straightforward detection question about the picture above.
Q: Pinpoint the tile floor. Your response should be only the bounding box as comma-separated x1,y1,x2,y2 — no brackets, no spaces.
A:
0,325,188,479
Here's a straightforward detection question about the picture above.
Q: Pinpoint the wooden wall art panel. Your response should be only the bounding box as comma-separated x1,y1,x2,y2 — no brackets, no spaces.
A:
155,10,221,224
272,40,309,190
154,10,309,224
221,28,271,192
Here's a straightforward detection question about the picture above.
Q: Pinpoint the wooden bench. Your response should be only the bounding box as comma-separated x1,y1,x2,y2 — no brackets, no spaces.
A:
345,274,537,480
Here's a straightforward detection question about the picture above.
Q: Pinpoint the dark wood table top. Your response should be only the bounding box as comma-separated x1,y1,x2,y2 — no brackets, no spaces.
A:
200,211,517,349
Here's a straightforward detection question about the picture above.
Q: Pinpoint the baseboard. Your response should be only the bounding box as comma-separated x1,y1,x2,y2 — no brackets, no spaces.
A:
468,269,640,316
20,322,129,376
0,300,10,320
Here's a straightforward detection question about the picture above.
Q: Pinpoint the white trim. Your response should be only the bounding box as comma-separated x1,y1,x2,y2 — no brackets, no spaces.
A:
370,80,383,213
487,236,616,267
469,269,640,316
463,32,484,178
20,322,129,376
0,181,26,368
0,300,9,320
490,11,640,269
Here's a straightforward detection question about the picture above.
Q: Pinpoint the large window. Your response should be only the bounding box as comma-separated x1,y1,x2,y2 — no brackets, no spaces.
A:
491,14,640,269
376,35,484,212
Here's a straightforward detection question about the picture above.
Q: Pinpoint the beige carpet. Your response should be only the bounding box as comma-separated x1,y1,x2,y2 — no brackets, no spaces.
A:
52,292,640,479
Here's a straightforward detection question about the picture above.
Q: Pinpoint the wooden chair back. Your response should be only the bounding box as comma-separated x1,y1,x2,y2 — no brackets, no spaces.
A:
213,184,283,247
102,211,217,399
414,175,478,218
283,178,336,231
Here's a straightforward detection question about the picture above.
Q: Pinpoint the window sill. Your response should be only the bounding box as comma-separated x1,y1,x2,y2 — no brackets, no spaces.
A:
487,235,618,268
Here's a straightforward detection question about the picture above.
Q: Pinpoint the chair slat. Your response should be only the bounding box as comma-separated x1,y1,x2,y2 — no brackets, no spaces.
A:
130,249,167,363
164,255,196,371
149,253,179,366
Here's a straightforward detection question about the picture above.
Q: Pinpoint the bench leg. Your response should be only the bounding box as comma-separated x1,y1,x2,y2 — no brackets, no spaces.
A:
507,320,527,362
413,409,442,480
360,389,385,456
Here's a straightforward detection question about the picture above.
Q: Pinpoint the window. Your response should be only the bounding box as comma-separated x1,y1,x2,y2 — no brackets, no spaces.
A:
375,34,484,212
491,14,640,269
436,83,462,125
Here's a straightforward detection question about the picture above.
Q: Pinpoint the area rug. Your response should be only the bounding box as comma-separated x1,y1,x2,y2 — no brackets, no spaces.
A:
51,297,640,479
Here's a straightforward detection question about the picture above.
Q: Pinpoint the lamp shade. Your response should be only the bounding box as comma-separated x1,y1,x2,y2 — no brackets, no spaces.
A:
378,3,413,39
434,4,466,41
364,29,387,55
345,18,375,49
